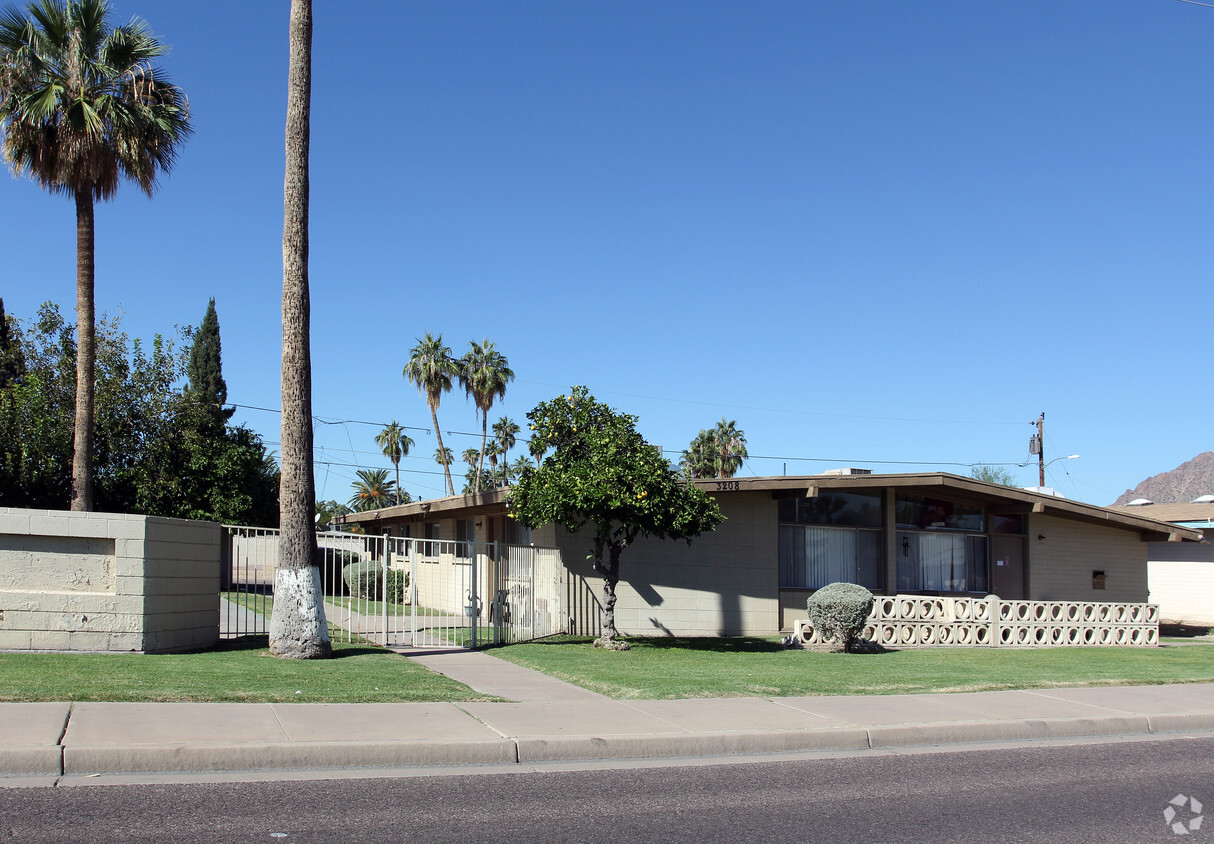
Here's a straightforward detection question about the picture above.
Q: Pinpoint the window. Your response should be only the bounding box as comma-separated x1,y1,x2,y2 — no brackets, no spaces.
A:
778,491,882,527
455,518,475,559
992,514,1025,534
502,517,532,545
896,494,983,532
778,492,883,590
896,531,988,593
779,525,882,590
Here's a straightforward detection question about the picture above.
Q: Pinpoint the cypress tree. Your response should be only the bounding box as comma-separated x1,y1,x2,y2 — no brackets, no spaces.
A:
186,298,234,426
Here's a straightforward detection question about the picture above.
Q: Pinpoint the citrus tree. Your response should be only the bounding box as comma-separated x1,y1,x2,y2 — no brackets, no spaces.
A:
509,387,723,649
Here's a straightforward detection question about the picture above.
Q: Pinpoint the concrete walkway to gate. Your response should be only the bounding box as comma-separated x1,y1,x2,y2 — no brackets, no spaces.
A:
3,641,1214,785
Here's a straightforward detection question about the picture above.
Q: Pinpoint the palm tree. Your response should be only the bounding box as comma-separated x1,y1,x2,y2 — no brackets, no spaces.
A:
374,420,414,504
680,430,716,479
461,447,480,471
458,340,513,492
269,0,329,659
492,416,520,463
433,446,454,494
0,0,191,510
528,434,547,468
711,418,747,478
347,468,395,512
509,455,531,485
404,333,458,496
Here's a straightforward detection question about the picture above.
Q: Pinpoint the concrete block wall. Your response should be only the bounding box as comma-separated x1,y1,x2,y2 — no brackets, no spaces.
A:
556,491,780,637
0,508,221,653
1027,515,1147,603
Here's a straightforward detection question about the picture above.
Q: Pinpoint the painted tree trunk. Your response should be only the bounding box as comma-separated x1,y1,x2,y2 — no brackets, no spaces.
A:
271,0,330,659
71,190,95,511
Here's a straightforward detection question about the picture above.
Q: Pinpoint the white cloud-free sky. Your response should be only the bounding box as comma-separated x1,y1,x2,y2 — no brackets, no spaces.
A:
2,0,1211,505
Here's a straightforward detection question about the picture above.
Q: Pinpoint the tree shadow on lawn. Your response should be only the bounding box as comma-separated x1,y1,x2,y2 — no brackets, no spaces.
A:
516,634,789,654
209,636,385,658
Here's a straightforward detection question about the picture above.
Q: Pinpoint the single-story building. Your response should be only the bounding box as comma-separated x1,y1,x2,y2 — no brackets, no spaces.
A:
1112,499,1214,625
335,472,1199,637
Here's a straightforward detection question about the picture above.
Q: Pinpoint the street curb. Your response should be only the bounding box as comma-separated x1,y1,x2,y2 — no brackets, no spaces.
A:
4,713,1214,778
515,728,873,762
0,748,61,777
60,739,517,775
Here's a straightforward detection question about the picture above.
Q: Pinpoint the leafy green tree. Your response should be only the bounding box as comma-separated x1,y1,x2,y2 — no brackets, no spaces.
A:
270,0,330,659
404,333,458,496
374,420,414,504
971,465,1018,486
0,302,277,523
347,468,395,512
0,0,192,510
185,298,234,430
458,339,513,491
509,387,723,649
0,298,25,390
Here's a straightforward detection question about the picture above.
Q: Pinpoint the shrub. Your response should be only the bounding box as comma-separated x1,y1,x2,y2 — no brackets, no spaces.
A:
317,549,360,596
806,582,874,653
342,561,409,603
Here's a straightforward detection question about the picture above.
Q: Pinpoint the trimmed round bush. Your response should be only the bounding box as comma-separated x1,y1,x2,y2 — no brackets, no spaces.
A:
342,561,409,603
806,582,875,653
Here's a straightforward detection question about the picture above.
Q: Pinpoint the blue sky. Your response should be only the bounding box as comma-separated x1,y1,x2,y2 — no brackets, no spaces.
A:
2,0,1212,506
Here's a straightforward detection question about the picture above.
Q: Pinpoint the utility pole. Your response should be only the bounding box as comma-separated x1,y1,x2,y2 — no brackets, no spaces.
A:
1030,412,1045,487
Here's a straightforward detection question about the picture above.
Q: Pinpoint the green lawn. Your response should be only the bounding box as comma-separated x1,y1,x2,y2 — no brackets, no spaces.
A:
489,635,1214,699
0,638,499,703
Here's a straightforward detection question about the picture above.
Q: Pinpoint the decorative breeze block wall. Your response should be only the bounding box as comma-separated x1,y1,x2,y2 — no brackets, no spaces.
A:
796,594,1160,648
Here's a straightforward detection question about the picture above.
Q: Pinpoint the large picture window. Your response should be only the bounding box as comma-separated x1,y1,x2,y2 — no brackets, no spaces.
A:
780,524,882,590
895,532,988,593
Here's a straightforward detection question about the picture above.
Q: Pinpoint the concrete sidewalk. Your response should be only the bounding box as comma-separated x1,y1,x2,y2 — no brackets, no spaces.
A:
3,648,1214,782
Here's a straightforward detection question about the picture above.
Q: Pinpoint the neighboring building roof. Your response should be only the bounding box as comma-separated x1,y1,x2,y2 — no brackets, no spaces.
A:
1110,500,1214,528
336,472,1201,543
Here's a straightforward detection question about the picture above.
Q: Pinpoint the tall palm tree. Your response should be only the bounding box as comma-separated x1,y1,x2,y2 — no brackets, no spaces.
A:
433,445,453,494
404,333,458,496
492,416,520,465
711,417,748,479
0,0,191,510
460,447,480,471
680,429,716,479
270,0,329,659
347,468,395,512
528,434,546,468
458,339,513,492
374,420,413,504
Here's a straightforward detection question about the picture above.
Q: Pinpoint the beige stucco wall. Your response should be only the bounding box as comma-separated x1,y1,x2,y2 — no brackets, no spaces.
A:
553,491,780,637
1145,541,1214,623
1026,514,1147,603
0,508,221,653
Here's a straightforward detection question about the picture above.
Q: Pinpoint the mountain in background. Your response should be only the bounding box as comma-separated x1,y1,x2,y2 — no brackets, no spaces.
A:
1112,452,1214,506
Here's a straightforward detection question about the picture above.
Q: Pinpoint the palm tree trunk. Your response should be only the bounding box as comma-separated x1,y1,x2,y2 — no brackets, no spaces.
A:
270,0,330,659
431,405,453,495
394,460,401,505
71,190,95,511
474,411,488,491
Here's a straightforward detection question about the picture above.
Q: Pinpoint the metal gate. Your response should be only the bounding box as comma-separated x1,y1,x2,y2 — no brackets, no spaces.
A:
221,527,566,648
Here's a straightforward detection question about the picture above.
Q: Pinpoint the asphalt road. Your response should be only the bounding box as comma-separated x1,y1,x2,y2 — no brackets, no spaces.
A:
2,737,1211,843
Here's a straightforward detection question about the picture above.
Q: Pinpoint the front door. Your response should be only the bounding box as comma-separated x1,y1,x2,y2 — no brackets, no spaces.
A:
990,534,1025,599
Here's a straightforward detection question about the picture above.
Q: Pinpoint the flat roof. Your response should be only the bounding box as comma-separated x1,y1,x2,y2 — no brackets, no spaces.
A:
334,473,1200,543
